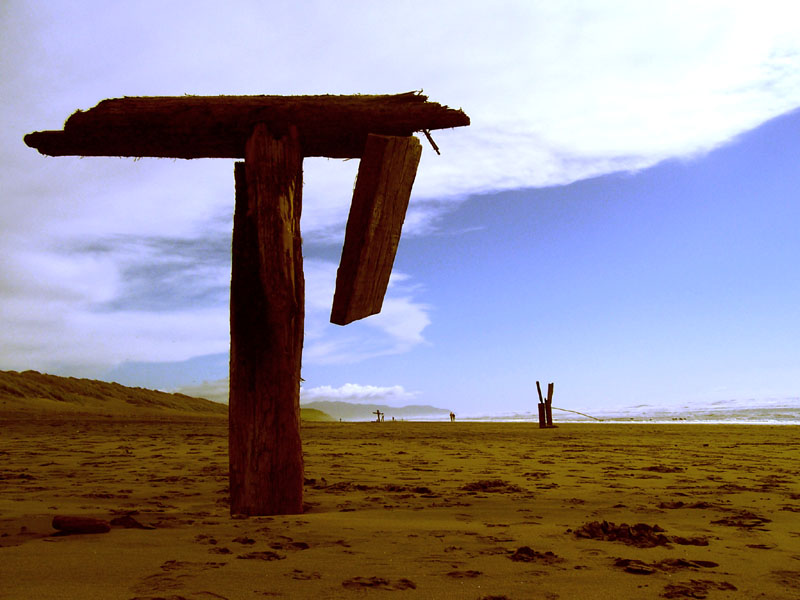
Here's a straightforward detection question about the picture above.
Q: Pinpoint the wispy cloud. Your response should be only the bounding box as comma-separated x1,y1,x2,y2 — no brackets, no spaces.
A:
64,234,231,312
175,380,420,408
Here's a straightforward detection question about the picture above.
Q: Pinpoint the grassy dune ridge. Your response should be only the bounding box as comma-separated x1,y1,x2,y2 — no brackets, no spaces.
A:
0,369,332,420
0,369,227,416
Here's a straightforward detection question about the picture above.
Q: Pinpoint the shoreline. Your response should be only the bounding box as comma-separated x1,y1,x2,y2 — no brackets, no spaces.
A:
4,409,798,425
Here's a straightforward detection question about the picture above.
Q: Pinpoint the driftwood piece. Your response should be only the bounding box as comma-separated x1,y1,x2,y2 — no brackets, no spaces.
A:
23,92,469,159
109,515,155,529
331,134,422,325
52,516,111,535
228,124,305,516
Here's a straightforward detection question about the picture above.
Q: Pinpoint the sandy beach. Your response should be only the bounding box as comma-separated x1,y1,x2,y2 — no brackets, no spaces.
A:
1,416,798,599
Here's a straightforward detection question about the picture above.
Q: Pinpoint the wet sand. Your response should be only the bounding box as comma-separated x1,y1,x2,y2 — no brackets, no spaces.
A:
1,416,798,599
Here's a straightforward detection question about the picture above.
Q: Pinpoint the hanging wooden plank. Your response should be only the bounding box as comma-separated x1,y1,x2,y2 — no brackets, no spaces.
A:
228,123,305,516
23,92,469,159
330,134,422,325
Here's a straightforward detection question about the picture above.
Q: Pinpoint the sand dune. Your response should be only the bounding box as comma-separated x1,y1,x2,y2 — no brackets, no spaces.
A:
0,370,333,422
1,411,798,599
0,370,227,417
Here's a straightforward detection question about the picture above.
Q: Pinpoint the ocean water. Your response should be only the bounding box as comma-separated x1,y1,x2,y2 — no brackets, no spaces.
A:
459,398,800,425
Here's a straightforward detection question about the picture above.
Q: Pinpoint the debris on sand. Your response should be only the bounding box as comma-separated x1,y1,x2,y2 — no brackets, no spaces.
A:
51,516,110,535
109,515,155,530
573,520,709,548
509,546,563,564
573,521,670,548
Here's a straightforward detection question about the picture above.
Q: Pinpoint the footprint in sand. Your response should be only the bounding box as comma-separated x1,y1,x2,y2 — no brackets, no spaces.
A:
288,569,322,580
341,576,416,590
232,535,256,545
661,579,737,598
237,550,285,561
446,569,482,578
131,560,226,594
613,557,718,575
710,510,772,530
270,540,310,551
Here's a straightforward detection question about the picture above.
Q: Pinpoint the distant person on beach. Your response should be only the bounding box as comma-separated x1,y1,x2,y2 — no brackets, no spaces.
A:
450,412,455,422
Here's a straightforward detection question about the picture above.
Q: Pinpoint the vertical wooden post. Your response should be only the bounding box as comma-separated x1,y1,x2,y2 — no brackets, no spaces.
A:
229,123,305,516
537,403,547,428
536,380,546,428
545,382,554,428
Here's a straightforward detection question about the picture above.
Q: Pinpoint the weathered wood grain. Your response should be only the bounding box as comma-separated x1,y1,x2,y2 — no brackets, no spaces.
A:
228,124,304,516
24,92,469,159
546,382,555,427
330,134,422,325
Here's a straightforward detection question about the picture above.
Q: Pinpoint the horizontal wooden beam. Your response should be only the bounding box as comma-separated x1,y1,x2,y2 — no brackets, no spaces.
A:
330,134,422,325
24,92,469,159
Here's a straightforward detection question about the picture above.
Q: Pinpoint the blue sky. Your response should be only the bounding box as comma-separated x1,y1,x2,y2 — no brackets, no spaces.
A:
2,1,799,417
300,109,800,416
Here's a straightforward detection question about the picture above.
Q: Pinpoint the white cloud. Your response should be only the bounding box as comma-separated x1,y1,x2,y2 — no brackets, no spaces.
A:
302,259,431,365
301,383,419,407
2,299,229,374
173,380,421,408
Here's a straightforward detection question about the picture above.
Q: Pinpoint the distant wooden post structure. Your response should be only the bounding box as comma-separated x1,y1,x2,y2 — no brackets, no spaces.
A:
25,93,469,515
536,381,556,428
